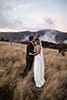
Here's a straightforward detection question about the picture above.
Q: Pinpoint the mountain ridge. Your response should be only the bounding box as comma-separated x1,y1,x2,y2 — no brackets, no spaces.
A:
0,29,67,43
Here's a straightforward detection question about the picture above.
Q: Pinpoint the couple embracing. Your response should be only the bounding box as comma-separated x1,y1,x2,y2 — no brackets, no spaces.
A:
23,36,45,88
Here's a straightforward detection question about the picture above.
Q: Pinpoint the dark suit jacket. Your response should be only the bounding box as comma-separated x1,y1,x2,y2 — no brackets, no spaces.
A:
26,42,34,60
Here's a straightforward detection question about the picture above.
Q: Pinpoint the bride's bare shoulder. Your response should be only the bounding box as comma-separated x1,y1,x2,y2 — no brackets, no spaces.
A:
37,44,41,48
35,45,41,50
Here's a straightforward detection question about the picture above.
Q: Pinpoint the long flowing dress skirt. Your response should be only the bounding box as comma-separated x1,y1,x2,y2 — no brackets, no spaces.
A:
34,54,45,88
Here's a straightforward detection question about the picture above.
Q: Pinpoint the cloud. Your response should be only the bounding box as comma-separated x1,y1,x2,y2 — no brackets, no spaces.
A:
0,0,34,31
0,12,9,27
43,17,55,29
0,0,23,30
27,13,56,30
18,3,32,8
0,3,12,11
0,0,67,32
0,0,12,28
44,17,55,26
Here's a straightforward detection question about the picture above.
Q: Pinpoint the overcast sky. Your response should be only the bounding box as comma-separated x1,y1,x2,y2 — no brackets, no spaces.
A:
0,0,67,32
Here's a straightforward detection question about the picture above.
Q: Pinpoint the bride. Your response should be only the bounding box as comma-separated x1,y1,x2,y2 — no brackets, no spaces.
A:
30,38,45,88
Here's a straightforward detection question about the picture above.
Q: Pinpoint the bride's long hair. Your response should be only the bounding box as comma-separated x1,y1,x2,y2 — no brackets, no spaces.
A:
35,38,40,45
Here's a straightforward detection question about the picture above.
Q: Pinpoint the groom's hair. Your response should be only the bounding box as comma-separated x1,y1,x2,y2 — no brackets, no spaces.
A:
29,36,34,41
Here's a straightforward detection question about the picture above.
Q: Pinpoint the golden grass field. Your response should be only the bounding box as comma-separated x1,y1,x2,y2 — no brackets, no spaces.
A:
0,42,67,100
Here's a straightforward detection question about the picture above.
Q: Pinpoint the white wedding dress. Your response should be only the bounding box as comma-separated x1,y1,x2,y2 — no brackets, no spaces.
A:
34,42,45,88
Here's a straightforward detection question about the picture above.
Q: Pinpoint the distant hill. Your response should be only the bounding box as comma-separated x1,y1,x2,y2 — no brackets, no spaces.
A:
0,29,67,43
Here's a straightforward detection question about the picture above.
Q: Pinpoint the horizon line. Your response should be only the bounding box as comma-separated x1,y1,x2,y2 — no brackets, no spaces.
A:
0,29,67,33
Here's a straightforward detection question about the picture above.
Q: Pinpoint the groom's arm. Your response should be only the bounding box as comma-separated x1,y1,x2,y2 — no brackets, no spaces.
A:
28,44,34,55
29,45,40,56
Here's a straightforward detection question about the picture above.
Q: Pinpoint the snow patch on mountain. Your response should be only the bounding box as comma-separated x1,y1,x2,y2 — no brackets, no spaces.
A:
40,30,57,43
64,40,67,44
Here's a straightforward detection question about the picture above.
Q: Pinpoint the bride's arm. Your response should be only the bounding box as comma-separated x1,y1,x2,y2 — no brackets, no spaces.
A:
29,45,40,56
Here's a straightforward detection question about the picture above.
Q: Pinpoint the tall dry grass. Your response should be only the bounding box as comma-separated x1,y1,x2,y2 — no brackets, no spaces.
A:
0,42,67,100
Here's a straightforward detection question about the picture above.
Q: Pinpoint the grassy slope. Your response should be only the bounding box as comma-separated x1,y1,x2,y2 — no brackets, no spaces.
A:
0,42,67,100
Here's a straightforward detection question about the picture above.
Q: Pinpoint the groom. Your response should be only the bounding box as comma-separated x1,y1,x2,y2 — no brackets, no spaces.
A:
23,36,35,77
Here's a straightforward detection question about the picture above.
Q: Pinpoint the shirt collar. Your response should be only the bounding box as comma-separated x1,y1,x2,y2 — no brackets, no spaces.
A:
30,41,34,45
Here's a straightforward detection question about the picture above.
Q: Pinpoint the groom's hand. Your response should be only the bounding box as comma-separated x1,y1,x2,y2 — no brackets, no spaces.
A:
29,52,33,55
